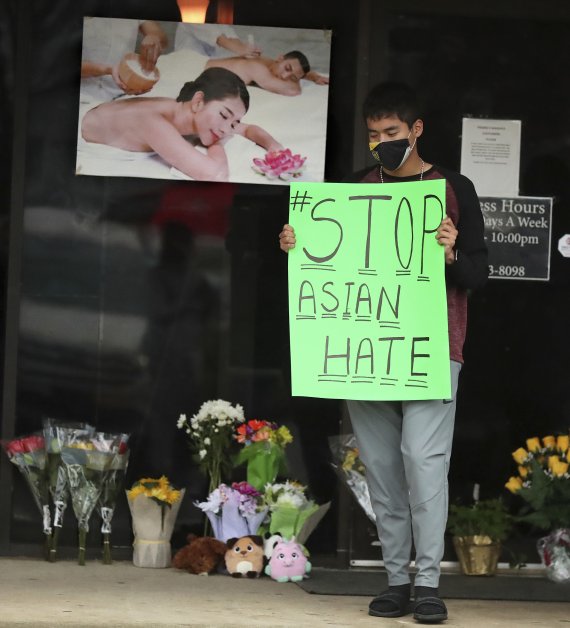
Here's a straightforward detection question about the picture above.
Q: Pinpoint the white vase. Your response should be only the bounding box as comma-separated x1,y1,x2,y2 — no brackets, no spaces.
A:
127,489,185,568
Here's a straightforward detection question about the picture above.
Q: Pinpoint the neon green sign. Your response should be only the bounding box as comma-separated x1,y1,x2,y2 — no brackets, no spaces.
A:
288,180,450,400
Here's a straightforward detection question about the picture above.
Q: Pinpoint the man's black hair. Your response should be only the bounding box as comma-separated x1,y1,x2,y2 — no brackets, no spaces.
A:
362,81,421,127
283,50,310,75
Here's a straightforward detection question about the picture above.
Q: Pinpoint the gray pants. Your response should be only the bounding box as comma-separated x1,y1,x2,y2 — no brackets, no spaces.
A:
346,361,461,588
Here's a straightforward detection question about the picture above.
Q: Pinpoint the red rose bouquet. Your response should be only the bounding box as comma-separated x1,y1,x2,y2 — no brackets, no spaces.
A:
2,434,52,558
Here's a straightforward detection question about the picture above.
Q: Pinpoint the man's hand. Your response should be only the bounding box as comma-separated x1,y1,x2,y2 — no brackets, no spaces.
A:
279,224,296,252
436,216,458,264
305,70,329,85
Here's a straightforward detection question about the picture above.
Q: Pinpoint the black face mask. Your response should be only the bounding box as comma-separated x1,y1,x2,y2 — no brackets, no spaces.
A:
369,133,415,171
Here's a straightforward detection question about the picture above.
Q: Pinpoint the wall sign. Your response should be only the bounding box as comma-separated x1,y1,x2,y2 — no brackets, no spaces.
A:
288,180,451,401
480,196,553,280
460,118,521,196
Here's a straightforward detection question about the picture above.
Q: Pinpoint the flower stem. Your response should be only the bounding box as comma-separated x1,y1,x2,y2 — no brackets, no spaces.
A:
44,533,52,562
102,533,112,565
78,528,87,566
49,527,60,562
203,459,222,536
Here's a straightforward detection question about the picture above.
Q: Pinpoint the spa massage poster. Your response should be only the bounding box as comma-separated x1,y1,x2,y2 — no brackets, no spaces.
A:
76,18,331,185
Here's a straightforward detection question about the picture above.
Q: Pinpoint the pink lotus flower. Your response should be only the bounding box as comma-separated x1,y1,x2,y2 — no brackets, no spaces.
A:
252,149,306,181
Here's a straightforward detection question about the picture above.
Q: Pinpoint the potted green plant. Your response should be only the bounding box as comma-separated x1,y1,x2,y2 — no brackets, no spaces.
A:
447,498,513,576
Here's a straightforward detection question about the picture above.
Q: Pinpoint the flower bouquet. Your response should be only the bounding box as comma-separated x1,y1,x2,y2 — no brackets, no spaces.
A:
177,399,245,493
537,528,570,583
95,433,130,564
127,476,184,568
505,433,570,582
234,419,292,491
195,481,267,543
329,434,375,523
252,149,306,181
57,428,121,565
43,419,95,561
2,434,52,559
262,481,330,545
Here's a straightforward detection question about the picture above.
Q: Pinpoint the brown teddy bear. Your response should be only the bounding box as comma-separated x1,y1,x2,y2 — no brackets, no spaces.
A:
224,535,265,578
172,534,227,575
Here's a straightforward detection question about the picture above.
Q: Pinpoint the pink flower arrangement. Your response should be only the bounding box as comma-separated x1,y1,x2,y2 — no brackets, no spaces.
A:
195,481,267,542
252,149,306,181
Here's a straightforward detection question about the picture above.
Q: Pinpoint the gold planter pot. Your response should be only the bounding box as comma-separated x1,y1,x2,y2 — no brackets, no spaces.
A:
452,535,501,576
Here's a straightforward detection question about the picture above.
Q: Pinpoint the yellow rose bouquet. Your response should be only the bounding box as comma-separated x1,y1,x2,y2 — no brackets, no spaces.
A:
505,433,570,530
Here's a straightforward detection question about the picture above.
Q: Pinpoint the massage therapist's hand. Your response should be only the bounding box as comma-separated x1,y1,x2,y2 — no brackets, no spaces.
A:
139,34,163,72
279,224,296,252
110,64,151,95
436,215,458,265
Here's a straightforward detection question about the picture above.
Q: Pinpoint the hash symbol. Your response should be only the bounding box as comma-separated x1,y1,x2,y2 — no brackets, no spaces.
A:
290,190,312,212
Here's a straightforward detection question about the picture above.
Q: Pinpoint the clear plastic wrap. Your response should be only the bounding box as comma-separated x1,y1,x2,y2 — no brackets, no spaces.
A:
537,528,570,583
329,434,376,523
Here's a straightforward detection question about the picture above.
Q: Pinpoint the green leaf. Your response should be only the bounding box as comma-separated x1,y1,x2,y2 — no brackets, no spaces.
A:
447,499,512,541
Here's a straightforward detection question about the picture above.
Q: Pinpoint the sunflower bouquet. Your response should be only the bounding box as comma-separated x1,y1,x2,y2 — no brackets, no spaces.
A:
127,476,182,507
234,419,293,491
127,476,185,568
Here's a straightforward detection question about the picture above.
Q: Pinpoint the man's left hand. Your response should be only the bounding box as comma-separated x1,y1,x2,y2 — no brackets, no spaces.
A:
436,216,458,265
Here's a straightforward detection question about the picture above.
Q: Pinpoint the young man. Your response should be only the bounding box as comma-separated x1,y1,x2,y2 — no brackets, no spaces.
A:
279,82,488,623
206,50,328,97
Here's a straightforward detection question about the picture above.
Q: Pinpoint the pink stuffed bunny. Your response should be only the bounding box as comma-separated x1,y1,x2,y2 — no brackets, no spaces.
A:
264,537,312,582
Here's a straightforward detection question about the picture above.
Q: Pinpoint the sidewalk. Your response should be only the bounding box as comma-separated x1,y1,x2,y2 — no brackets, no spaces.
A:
0,558,567,627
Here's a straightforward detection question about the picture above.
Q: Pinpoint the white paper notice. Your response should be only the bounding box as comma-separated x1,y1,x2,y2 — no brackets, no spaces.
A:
460,118,521,197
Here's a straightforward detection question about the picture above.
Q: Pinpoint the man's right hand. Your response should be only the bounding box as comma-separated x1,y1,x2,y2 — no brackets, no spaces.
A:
279,224,296,252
